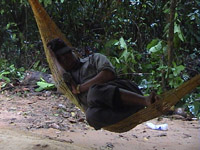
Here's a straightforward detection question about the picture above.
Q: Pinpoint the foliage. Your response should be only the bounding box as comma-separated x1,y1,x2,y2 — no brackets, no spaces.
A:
0,59,24,78
32,60,48,73
0,59,25,88
107,37,138,77
35,78,56,92
180,88,200,119
0,72,11,88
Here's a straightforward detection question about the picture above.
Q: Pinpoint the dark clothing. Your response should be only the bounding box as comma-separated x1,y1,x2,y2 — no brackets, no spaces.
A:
69,53,144,130
86,79,144,130
70,53,116,111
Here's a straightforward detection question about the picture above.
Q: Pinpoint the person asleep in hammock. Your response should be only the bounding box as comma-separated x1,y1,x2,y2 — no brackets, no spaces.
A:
47,38,159,130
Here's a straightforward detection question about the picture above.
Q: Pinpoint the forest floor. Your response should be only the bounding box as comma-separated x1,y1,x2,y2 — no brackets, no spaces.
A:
0,90,199,150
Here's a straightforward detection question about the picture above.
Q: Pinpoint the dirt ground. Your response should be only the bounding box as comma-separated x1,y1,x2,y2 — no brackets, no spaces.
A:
0,91,199,150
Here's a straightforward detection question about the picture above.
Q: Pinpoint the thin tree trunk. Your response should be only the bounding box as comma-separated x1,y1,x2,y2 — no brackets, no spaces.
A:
168,0,177,67
162,0,177,91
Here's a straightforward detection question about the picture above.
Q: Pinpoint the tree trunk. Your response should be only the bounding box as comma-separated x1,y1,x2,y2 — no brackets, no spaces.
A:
162,0,177,91
168,0,177,67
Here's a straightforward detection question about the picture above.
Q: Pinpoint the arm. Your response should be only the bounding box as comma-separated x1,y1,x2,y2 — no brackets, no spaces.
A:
71,69,115,94
71,53,116,94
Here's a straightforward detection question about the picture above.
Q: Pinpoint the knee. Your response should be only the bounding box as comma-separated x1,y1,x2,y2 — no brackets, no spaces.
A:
86,108,102,130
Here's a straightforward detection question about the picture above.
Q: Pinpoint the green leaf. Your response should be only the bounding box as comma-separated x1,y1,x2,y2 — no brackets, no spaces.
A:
120,49,130,61
174,23,184,41
176,65,185,71
54,114,59,117
12,34,16,40
149,41,162,53
6,23,10,29
0,9,4,15
43,0,52,7
35,79,55,92
0,71,10,76
114,57,120,64
33,60,40,70
193,101,200,116
0,71,11,82
0,82,7,88
163,8,170,14
172,65,185,76
119,37,127,50
147,39,159,50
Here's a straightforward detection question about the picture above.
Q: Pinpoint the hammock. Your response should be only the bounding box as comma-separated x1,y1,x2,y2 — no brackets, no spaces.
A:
28,0,200,133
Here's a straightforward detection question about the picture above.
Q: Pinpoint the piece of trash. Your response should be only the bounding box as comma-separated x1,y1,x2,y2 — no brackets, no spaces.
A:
192,118,197,121
143,137,149,141
146,122,168,131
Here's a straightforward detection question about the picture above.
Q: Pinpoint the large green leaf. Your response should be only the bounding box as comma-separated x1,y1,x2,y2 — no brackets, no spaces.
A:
147,39,159,50
174,23,184,41
35,78,55,92
119,37,127,50
173,65,185,76
149,41,163,53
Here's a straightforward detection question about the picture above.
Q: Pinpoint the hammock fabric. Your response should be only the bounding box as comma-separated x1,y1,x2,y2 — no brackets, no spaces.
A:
28,0,200,133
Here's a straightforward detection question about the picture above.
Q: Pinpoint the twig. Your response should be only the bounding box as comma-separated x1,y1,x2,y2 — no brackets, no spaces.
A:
0,86,15,92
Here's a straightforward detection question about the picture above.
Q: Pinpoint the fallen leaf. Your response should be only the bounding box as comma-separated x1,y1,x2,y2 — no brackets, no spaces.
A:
22,87,30,91
54,114,59,117
38,96,46,100
71,112,76,117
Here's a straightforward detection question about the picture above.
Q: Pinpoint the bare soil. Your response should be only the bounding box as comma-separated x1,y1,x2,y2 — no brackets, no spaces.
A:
0,92,199,150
